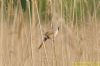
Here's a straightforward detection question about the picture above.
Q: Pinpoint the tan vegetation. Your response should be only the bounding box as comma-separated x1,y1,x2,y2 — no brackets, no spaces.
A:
0,0,100,66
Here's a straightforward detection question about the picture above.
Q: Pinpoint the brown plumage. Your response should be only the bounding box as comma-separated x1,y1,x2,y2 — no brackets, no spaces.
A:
38,27,59,49
38,34,50,49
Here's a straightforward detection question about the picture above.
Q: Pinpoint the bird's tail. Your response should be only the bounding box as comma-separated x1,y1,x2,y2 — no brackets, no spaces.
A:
38,42,43,49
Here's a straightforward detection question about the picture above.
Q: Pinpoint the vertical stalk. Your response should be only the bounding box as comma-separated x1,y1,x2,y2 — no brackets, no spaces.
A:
0,0,4,66
34,0,49,66
26,0,34,65
60,0,65,66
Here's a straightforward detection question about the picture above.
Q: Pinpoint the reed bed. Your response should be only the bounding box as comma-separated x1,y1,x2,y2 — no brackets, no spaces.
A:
0,0,100,66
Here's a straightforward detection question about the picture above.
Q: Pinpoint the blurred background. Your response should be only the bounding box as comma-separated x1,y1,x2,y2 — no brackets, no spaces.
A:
0,0,100,66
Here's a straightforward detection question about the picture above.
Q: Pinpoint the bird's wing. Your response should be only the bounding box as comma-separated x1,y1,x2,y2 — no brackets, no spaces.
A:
45,31,54,36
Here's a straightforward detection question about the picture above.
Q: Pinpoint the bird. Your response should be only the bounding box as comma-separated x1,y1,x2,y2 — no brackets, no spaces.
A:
38,26,60,49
